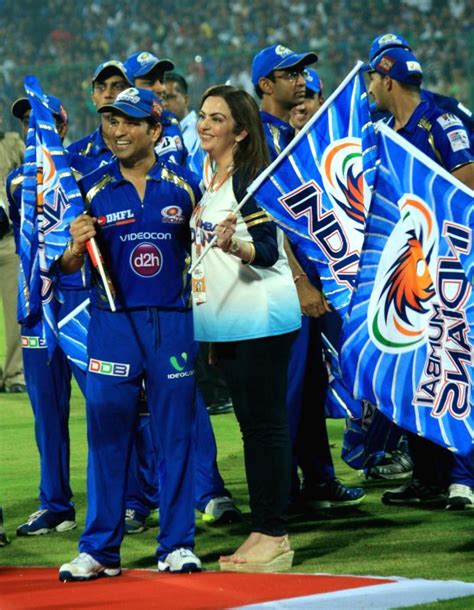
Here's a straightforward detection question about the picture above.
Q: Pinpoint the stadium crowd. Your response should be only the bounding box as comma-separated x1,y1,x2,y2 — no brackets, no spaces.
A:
0,0,472,138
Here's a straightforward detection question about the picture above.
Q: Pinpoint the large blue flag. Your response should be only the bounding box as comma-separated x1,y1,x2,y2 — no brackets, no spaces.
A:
17,121,42,325
21,76,89,367
249,62,377,315
340,123,473,455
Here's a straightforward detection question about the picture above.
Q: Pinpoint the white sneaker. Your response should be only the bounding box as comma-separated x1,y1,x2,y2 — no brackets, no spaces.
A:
446,484,474,510
202,496,242,524
157,548,202,573
59,552,121,581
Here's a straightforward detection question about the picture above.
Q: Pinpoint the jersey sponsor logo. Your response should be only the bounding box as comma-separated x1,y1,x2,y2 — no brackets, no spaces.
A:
89,358,130,377
21,336,47,349
130,242,163,277
155,135,183,154
437,113,463,130
97,208,135,228
120,231,171,242
167,352,194,379
446,129,470,152
161,205,184,224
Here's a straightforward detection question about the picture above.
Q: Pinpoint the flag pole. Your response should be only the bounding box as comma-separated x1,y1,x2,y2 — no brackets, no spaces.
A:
85,237,116,312
188,190,253,274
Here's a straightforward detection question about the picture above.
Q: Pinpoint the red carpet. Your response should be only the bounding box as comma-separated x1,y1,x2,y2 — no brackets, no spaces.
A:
0,568,393,609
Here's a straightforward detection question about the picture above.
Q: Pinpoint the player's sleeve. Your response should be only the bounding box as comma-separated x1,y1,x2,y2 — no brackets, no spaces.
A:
233,170,278,267
432,116,473,173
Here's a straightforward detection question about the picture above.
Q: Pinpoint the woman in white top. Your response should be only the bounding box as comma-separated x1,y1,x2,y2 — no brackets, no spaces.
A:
190,85,301,572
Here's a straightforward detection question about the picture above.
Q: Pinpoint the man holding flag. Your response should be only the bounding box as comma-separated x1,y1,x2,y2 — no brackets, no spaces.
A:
251,45,366,510
363,46,474,509
58,87,202,581
7,93,91,536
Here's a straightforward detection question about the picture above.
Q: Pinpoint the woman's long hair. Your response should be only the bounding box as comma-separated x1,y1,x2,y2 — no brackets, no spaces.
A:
199,85,270,185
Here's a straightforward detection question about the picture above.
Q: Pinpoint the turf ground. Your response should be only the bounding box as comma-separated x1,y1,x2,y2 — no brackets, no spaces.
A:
0,311,472,609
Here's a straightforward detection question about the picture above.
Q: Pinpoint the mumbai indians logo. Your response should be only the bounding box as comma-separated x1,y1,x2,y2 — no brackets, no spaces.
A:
368,195,439,353
137,52,155,65
275,45,293,58
320,138,368,232
116,88,140,104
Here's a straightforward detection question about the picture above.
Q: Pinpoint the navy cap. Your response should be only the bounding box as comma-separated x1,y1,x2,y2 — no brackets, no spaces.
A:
98,87,163,123
369,33,411,62
251,44,318,87
92,60,132,85
305,68,322,95
11,94,68,123
368,47,423,85
124,51,174,80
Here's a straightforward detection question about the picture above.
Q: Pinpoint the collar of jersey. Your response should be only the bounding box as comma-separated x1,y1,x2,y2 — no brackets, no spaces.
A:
388,100,429,135
260,110,293,133
108,156,162,186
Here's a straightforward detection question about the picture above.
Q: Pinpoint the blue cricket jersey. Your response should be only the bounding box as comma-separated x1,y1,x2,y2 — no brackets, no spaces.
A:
260,111,295,161
80,156,202,311
386,100,473,172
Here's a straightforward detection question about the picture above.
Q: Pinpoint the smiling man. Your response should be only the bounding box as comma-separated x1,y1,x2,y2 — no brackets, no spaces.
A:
68,60,132,164
58,87,203,581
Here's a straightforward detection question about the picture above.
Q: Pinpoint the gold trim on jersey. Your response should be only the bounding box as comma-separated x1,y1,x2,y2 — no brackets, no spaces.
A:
242,210,269,222
246,217,272,229
85,174,115,205
268,125,283,155
9,173,24,197
160,166,196,208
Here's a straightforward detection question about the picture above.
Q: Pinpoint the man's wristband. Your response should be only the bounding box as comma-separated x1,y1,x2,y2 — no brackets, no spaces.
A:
68,240,84,259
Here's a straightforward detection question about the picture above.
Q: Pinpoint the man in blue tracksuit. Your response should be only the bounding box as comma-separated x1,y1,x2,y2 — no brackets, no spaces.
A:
251,44,365,510
366,46,474,509
58,88,202,581
7,96,91,536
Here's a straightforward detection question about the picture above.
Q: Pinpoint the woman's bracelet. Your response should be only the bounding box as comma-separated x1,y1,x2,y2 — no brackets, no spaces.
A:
293,272,307,283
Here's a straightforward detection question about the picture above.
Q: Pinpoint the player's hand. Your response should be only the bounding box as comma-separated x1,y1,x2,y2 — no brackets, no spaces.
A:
215,213,237,252
295,277,332,318
70,214,97,256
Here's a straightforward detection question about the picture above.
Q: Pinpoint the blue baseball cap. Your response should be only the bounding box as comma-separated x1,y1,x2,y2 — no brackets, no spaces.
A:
251,44,318,87
368,47,423,85
11,94,68,123
369,33,411,62
124,51,174,80
305,68,322,95
92,60,132,85
98,87,163,123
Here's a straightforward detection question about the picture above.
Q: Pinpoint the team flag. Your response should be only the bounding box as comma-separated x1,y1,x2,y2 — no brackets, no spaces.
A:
340,122,473,455
21,75,90,367
248,62,378,315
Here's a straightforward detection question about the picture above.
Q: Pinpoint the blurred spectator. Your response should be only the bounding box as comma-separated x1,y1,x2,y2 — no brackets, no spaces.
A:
0,1,471,142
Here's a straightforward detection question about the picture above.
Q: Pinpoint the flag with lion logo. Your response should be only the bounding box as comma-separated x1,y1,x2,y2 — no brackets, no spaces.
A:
340,123,473,455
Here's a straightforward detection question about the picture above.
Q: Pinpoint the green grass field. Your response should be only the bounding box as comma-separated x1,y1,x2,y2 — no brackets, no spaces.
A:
0,313,473,609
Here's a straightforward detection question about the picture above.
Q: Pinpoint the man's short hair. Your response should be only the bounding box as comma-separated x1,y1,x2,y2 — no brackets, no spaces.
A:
163,72,188,95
